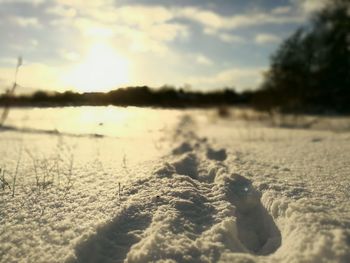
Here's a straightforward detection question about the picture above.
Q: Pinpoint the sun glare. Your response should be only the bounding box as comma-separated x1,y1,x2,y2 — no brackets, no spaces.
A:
63,43,129,93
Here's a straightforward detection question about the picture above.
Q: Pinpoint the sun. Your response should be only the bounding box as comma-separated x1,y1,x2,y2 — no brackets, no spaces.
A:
63,43,129,93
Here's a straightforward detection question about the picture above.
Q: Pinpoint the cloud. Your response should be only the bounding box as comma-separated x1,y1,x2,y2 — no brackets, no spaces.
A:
45,3,304,55
178,7,224,29
294,0,331,15
115,5,174,27
48,1,324,33
218,33,245,43
46,1,306,32
255,33,281,44
177,7,303,31
46,5,77,18
54,0,112,9
117,23,188,54
145,23,188,42
52,0,117,24
8,38,40,52
9,16,41,28
0,63,66,91
0,57,18,66
272,6,292,15
187,67,265,90
72,17,115,38
59,50,80,61
204,28,245,43
195,54,212,66
47,4,189,54
31,39,39,46
0,0,44,5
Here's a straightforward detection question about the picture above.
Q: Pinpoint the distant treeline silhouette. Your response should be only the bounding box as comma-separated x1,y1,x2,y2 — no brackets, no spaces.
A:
0,86,253,108
253,0,350,114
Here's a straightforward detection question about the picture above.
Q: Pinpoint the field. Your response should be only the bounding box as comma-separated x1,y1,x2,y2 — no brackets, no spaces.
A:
1,107,349,263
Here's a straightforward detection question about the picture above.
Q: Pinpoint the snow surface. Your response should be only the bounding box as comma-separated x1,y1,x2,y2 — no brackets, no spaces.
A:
0,107,350,263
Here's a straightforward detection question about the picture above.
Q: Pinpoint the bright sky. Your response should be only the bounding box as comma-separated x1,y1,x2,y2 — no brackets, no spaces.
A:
0,0,329,93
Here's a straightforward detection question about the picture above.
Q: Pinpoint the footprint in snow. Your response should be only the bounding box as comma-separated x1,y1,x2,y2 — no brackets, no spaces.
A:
207,147,227,161
223,174,282,255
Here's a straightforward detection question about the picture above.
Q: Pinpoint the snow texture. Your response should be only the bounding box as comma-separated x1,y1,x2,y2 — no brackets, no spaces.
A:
1,107,350,263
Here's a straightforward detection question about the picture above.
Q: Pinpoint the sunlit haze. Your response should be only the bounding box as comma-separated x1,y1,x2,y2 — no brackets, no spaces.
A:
62,42,129,92
0,0,329,93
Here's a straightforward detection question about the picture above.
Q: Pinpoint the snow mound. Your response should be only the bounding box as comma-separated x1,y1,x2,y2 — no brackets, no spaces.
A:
2,108,350,263
70,173,281,262
68,115,281,262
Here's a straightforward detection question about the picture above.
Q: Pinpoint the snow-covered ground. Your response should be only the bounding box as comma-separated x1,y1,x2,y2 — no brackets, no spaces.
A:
0,107,349,263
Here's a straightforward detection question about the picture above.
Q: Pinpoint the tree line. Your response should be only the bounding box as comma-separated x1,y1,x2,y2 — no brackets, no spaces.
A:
0,86,252,108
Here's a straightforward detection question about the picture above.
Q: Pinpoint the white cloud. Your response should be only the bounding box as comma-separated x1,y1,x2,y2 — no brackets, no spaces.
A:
272,6,292,15
105,7,179,44
9,16,41,28
295,0,330,15
72,18,115,38
187,67,265,90
54,0,112,9
117,23,188,54
52,0,117,24
48,4,302,41
30,39,39,47
53,1,171,28
9,38,40,51
255,33,281,44
204,28,245,43
177,7,303,31
0,63,66,91
59,50,80,61
218,33,245,43
45,3,306,55
47,4,189,54
0,57,17,65
146,23,188,42
195,54,212,66
178,8,224,29
0,0,45,4
116,5,174,27
46,5,77,18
